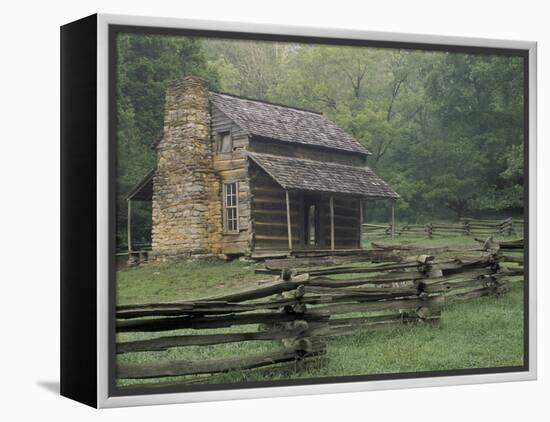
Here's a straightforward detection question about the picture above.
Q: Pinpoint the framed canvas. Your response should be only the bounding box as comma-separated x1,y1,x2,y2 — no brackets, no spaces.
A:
60,13,537,408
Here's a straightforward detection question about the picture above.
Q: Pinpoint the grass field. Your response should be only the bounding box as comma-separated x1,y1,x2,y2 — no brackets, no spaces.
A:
116,234,524,387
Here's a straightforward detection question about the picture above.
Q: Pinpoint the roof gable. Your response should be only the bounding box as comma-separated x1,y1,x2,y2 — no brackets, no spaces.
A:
209,92,370,156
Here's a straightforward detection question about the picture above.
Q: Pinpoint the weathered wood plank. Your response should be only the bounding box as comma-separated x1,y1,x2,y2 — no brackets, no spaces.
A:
255,234,299,242
116,298,299,319
117,310,330,332
315,296,444,315
118,343,326,379
117,324,311,353
213,159,248,171
312,316,440,338
421,277,498,293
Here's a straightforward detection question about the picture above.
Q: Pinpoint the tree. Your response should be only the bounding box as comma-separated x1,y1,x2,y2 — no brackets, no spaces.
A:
421,52,524,215
116,33,220,247
115,35,525,241
267,46,423,167
203,39,293,100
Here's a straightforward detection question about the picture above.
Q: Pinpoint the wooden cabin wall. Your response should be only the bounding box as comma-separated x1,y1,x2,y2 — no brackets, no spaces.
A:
319,196,361,249
210,105,363,253
319,198,331,249
249,138,367,166
333,196,362,249
249,166,361,251
250,165,301,251
210,104,250,161
217,167,252,255
210,104,252,255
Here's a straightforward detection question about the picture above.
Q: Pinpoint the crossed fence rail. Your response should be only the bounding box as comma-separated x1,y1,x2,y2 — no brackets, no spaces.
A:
363,217,524,239
116,238,524,387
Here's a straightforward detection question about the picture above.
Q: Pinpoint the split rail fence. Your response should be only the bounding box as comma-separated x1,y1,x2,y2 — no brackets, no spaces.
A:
116,238,524,387
363,217,524,239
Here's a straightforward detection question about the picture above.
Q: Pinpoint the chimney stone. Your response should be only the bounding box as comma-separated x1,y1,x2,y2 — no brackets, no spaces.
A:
151,76,222,258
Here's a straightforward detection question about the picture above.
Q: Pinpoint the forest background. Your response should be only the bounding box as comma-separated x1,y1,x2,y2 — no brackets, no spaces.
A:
115,34,525,246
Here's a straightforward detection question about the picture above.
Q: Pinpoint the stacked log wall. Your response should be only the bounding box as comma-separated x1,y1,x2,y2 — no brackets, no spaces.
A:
249,138,366,166
210,104,252,255
250,165,301,250
319,196,361,249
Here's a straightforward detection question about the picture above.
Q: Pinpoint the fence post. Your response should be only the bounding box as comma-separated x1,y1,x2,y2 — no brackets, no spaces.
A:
127,199,132,253
463,219,471,236
425,223,433,238
292,284,309,372
506,217,513,236
359,199,364,248
414,254,435,322
487,246,502,296
512,219,520,237
280,270,319,373
391,200,395,240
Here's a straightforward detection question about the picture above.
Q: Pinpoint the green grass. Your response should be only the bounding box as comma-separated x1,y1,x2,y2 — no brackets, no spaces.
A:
117,258,267,305
364,233,499,249
116,234,524,387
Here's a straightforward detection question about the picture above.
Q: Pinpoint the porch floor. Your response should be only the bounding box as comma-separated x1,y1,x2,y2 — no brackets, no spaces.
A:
249,248,366,260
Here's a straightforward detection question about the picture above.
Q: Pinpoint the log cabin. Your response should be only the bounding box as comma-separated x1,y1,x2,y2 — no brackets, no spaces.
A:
126,76,399,259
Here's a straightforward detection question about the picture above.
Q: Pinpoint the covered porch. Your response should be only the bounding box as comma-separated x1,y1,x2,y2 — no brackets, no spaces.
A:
124,169,154,262
248,153,399,254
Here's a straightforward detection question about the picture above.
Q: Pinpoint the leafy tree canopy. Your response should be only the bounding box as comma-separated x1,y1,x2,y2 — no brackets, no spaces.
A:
116,34,524,244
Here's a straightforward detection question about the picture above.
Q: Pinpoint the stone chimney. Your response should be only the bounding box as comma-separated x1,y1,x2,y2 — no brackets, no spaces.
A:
151,76,222,258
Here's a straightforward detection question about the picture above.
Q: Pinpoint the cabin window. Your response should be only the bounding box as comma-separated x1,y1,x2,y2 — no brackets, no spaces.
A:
223,182,239,233
218,132,233,153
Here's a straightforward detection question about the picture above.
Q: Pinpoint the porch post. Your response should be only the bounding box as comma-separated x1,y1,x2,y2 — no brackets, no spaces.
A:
391,200,395,240
127,199,132,253
359,198,364,249
285,190,292,250
330,196,335,250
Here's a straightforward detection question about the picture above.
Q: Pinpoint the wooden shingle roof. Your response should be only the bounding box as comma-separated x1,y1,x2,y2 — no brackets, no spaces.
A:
248,153,399,199
126,169,154,201
209,92,371,156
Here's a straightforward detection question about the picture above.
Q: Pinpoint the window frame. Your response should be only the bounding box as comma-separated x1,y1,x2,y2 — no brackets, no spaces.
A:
217,131,233,154
222,181,239,234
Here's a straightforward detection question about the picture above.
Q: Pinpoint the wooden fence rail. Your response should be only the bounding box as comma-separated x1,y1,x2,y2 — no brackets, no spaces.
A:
116,238,524,386
363,217,524,239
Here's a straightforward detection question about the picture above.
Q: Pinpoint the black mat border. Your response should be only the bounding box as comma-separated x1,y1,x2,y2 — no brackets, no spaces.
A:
60,13,98,408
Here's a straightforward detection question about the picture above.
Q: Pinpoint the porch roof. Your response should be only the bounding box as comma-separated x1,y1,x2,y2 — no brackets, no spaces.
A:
126,169,154,201
127,154,400,202
248,153,399,199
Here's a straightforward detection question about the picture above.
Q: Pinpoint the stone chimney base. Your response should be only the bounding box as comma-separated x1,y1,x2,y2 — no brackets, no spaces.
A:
151,76,224,259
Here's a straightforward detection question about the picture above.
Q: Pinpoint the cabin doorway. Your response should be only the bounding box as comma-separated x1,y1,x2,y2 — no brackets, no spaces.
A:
303,195,320,248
